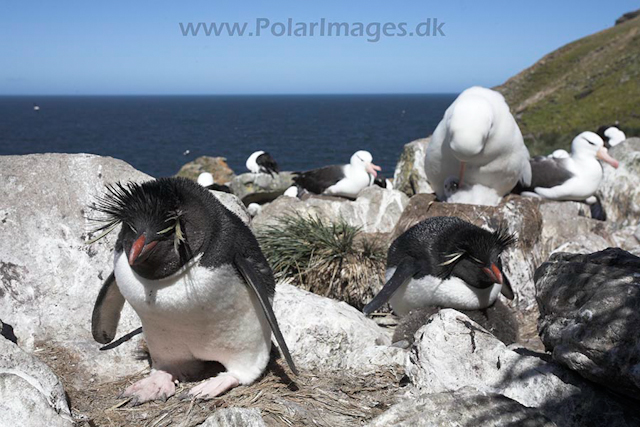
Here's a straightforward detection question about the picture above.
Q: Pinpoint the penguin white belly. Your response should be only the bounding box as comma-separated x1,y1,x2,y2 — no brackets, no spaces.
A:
386,267,502,316
114,252,271,384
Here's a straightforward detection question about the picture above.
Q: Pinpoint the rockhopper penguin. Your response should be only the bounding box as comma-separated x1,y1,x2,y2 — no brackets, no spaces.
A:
363,216,515,316
90,177,297,404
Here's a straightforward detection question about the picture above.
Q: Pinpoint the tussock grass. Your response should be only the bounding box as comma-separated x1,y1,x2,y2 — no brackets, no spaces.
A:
257,214,387,309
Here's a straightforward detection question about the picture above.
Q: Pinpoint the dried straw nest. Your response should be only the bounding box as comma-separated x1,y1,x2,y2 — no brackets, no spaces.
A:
39,343,404,427
256,214,387,310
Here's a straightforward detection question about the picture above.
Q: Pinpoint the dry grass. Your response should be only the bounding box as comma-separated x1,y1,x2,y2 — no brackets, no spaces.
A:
257,214,387,310
36,342,404,427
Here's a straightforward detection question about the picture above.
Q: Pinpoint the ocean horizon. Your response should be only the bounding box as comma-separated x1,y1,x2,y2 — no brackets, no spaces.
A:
0,94,457,178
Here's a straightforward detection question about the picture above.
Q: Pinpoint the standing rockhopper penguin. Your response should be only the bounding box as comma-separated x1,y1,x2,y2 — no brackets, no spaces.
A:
89,177,297,404
363,216,515,316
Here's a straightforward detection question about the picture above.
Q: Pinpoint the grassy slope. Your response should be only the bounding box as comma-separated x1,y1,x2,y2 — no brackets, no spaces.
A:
495,13,640,155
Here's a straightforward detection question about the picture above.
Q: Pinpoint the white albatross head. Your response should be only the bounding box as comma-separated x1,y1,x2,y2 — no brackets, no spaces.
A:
447,97,493,161
350,150,381,178
604,127,626,147
571,132,619,168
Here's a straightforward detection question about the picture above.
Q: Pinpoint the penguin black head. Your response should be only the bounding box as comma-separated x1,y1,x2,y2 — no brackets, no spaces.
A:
90,178,211,280
438,223,515,290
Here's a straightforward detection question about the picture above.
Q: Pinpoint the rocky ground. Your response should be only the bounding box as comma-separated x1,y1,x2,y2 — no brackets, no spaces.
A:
1,138,639,426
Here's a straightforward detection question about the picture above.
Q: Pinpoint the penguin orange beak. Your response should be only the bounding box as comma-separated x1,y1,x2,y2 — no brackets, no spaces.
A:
365,163,381,178
129,235,158,266
596,147,619,169
482,263,503,285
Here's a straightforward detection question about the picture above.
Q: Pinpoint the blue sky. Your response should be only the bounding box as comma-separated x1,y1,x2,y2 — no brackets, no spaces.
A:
1,0,637,95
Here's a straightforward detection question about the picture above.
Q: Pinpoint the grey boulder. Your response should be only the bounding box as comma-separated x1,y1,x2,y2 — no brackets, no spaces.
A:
367,387,556,427
406,309,640,427
253,186,409,234
536,248,640,400
228,172,295,205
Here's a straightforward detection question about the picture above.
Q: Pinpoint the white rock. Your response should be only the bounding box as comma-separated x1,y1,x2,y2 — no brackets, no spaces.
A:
406,309,638,427
273,283,391,373
536,201,613,258
0,336,73,427
0,154,150,382
211,190,251,225
253,186,409,234
367,387,556,427
200,408,265,427
0,154,251,384
344,345,406,376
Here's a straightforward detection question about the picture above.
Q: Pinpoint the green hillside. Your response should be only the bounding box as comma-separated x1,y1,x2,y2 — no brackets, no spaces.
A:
495,11,640,155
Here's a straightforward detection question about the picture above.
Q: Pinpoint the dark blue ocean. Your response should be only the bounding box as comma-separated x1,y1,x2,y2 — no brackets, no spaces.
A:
0,95,456,178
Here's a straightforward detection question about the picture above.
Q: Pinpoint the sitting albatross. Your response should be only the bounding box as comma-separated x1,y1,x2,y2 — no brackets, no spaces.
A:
246,151,280,175
518,131,619,201
596,125,626,148
293,150,381,199
425,86,531,205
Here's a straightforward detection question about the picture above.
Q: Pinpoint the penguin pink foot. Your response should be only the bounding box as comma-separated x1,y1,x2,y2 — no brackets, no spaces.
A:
122,370,176,405
188,373,240,400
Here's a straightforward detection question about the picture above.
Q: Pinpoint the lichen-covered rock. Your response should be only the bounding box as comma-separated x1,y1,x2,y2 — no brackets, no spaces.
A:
392,137,433,197
406,309,640,427
535,248,640,401
253,186,409,234
175,155,235,183
597,138,640,227
273,283,393,374
228,172,295,205
200,408,266,427
0,336,73,427
367,387,556,427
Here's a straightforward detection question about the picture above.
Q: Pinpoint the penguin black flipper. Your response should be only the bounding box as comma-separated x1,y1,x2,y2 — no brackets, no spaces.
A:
233,254,299,376
363,258,420,315
91,271,126,344
500,272,515,300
